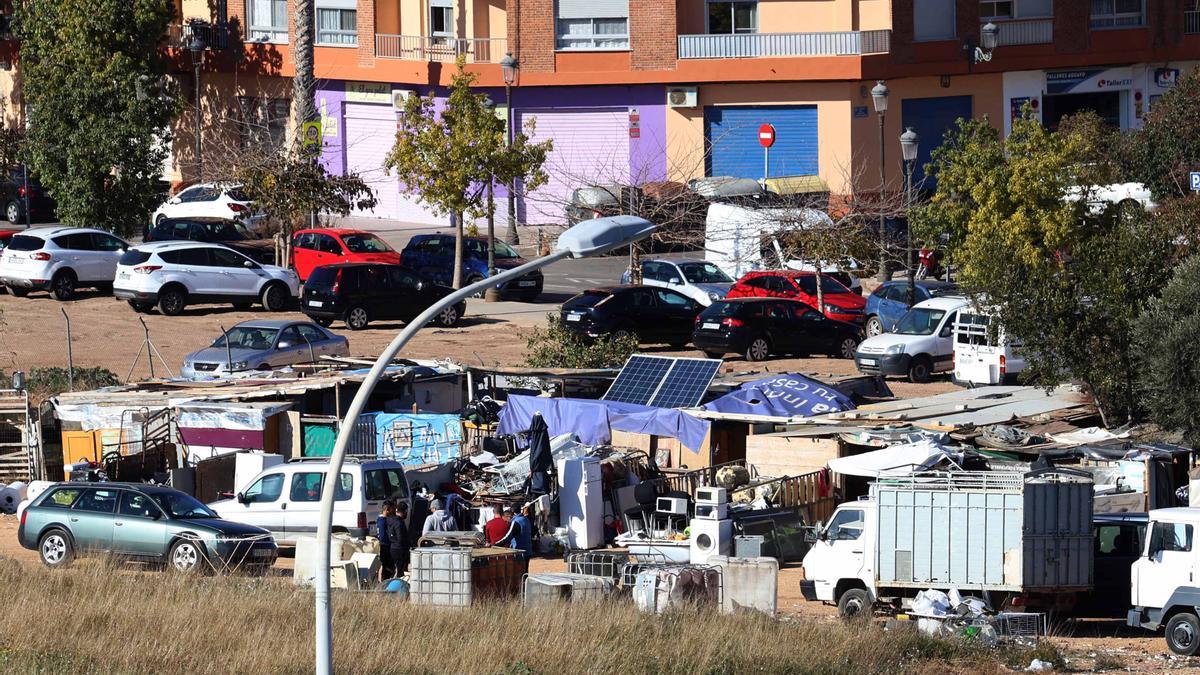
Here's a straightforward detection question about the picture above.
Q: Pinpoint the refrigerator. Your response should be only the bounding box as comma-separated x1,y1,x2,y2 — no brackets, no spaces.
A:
557,456,604,550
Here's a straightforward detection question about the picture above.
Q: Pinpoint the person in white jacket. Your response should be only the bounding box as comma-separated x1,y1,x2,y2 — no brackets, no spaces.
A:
422,498,458,534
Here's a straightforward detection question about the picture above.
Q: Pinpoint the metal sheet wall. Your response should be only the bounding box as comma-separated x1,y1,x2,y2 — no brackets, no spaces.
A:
704,105,819,181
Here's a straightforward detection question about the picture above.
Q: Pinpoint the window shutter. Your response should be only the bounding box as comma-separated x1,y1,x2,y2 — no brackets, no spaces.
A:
316,0,356,10
557,0,628,19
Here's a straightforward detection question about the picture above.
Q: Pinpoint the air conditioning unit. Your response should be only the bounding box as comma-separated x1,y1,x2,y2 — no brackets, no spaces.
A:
391,89,415,111
667,86,698,109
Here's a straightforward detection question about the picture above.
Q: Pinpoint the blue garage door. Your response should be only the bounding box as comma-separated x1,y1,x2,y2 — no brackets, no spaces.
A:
900,95,973,192
705,105,818,179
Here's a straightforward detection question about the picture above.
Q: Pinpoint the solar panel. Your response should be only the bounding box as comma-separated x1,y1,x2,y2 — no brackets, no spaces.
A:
602,354,721,409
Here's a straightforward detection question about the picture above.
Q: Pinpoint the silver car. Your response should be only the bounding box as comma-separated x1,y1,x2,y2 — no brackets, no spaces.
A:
181,319,349,378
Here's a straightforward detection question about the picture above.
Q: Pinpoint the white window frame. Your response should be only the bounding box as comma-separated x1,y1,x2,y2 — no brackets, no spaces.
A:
913,0,957,42
316,8,358,46
555,16,629,50
247,0,288,44
705,0,758,35
1090,0,1145,29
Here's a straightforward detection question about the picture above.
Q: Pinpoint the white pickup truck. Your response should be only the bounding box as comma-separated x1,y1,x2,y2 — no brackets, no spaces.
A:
1127,508,1200,655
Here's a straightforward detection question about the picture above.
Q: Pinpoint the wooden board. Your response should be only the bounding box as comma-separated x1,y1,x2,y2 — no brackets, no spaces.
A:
746,434,841,477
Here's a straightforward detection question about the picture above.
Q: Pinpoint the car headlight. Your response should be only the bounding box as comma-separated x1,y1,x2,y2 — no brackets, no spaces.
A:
229,360,249,370
885,344,905,355
824,304,841,314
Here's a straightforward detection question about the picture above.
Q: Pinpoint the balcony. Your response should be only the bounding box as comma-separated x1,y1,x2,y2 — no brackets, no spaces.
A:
677,30,890,59
169,21,231,50
375,35,507,63
988,18,1053,46
1187,10,1200,35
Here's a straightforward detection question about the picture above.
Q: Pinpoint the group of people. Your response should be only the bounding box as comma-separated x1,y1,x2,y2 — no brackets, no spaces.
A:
484,504,534,560
376,500,411,580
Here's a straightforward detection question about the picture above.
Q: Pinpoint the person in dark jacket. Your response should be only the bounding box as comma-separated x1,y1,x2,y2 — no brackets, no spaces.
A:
497,504,534,560
386,502,411,578
377,500,395,580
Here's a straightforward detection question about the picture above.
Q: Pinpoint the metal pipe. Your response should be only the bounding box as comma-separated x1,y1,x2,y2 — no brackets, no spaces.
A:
61,308,72,391
906,160,915,307
194,59,203,182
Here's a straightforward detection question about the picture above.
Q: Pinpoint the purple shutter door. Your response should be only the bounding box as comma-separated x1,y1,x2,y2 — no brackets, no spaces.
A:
344,103,444,225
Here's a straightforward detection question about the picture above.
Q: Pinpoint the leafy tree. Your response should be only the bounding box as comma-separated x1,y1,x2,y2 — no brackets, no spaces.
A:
0,100,25,172
15,0,177,237
1125,70,1200,201
522,315,640,370
386,59,551,288
1135,253,1200,445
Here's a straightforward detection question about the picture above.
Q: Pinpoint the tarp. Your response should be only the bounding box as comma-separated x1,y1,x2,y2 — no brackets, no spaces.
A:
363,412,464,467
703,374,856,418
497,395,710,454
827,440,955,478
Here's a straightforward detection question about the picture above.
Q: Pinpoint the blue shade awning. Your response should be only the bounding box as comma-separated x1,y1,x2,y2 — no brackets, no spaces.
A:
703,374,855,418
497,395,710,454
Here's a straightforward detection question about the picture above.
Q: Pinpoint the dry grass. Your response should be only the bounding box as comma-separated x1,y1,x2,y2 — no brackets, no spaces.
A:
0,558,1042,674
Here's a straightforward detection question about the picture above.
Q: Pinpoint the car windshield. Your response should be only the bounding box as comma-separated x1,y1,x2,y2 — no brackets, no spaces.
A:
152,492,217,519
342,233,392,254
6,235,44,252
213,327,279,350
679,262,732,284
492,241,520,259
894,308,947,335
565,291,609,309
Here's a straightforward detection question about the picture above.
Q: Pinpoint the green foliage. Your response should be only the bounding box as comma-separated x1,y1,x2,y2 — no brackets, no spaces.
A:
522,315,639,370
235,151,377,240
1125,70,1200,200
15,0,178,237
0,100,25,171
1135,253,1200,446
0,366,120,401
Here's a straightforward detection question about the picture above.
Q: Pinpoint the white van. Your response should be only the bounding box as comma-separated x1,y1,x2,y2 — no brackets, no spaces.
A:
208,458,409,545
952,308,1026,385
854,296,968,383
704,202,835,280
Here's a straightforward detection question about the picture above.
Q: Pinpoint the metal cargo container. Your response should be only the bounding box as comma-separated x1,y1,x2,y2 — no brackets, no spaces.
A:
873,469,1093,592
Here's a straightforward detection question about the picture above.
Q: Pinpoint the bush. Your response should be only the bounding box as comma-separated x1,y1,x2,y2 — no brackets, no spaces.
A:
1135,254,1200,446
0,366,121,402
522,315,640,370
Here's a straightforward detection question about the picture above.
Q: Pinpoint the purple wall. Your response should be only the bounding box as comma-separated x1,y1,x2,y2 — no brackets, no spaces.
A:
315,79,347,175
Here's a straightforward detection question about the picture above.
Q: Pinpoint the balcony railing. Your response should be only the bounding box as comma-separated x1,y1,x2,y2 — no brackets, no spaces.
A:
169,21,231,50
987,18,1053,45
375,35,507,63
1186,10,1200,35
678,29,889,59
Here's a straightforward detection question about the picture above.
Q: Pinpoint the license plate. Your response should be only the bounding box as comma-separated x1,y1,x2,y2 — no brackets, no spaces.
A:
702,322,720,330
308,300,323,307
117,272,129,280
860,358,877,366
566,313,581,322
517,280,536,287
251,548,272,558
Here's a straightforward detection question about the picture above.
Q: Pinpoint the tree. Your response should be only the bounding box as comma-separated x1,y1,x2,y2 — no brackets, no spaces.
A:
1124,70,1200,201
523,315,639,370
1135,252,1200,446
385,59,551,288
15,0,177,237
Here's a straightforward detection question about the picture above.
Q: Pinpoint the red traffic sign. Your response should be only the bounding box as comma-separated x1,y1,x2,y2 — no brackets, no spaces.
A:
758,123,776,148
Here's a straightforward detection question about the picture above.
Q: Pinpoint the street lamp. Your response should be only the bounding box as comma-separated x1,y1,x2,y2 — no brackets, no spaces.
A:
500,53,519,247
312,215,657,675
899,127,919,306
963,22,998,72
871,80,889,282
188,34,206,183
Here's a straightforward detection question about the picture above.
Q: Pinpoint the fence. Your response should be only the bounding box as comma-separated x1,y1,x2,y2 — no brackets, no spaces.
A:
375,35,507,63
1187,10,1200,35
170,22,231,50
678,29,890,59
989,19,1053,46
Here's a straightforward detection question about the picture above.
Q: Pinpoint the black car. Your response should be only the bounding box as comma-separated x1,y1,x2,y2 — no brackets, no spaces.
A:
144,217,275,264
2,167,56,224
692,298,861,362
560,285,704,347
301,262,466,331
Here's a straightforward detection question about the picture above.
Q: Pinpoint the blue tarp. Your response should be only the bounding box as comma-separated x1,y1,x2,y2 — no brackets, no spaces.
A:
497,395,711,454
703,374,856,418
361,412,463,467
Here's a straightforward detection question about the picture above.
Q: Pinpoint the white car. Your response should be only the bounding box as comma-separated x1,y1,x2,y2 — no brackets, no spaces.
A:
853,296,968,383
208,458,410,545
113,241,299,315
152,183,260,227
0,227,128,300
620,258,733,306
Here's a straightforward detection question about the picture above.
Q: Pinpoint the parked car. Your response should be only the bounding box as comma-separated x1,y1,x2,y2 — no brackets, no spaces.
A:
692,297,861,362
1,167,56,224
17,482,278,573
560,285,704,347
145,217,275,265
152,183,259,227
113,241,299,316
854,296,968,383
725,270,866,324
291,228,402,281
0,226,128,300
0,229,15,250
181,319,350,379
620,258,733,306
399,234,543,300
782,259,863,295
301,262,466,331
864,280,960,337
208,458,410,546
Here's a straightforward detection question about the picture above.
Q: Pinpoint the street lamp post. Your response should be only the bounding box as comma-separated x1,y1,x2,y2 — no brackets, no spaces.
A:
871,80,889,282
500,53,519,247
312,216,657,675
189,35,206,183
963,22,998,72
900,127,919,307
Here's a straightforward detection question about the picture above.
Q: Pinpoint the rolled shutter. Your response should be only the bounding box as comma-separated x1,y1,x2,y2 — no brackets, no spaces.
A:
557,0,628,19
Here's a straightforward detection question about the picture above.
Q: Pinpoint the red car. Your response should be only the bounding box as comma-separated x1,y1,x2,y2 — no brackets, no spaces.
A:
725,270,866,323
291,228,401,281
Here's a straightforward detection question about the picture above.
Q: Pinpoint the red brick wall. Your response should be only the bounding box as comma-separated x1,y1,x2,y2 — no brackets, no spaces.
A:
1054,0,1091,53
955,0,979,43
508,0,555,73
1150,0,1186,49
356,0,375,67
891,0,914,63
630,0,676,71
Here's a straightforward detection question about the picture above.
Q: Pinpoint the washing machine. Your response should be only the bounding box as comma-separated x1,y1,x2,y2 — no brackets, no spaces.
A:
689,518,733,565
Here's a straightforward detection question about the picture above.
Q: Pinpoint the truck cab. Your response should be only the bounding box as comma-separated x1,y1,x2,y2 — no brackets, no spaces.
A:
800,500,878,617
1128,508,1200,655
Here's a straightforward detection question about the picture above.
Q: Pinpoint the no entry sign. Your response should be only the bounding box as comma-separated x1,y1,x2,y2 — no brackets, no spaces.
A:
758,124,776,148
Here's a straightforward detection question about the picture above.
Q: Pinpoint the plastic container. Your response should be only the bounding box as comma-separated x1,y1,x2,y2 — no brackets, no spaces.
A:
472,547,525,599
523,573,614,606
409,548,473,608
708,555,779,616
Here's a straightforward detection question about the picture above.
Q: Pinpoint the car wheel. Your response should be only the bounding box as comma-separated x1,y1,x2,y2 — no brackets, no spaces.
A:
1167,613,1200,656
436,304,460,327
50,270,77,301
260,283,289,312
744,336,771,362
232,302,253,311
345,306,370,331
313,317,333,328
128,300,154,313
702,350,725,360
39,529,75,568
467,275,486,299
158,287,187,316
8,286,28,298
907,355,933,383
155,213,166,226
836,336,859,360
5,201,20,224
865,315,884,337
168,538,208,575
837,588,871,619
610,328,637,343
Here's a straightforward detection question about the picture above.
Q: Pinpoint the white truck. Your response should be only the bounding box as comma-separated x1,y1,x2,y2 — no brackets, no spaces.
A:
952,307,1027,386
1127,508,1200,655
800,469,1094,618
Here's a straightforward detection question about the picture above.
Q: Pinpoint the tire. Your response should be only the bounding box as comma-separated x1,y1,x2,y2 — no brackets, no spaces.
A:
232,302,253,311
38,529,75,569
260,283,289,312
50,270,76,301
744,335,771,362
158,287,187,316
703,351,726,360
835,336,859,360
168,538,208,575
435,304,460,328
5,201,20,224
467,276,486,299
128,300,154,313
345,305,370,331
837,588,871,619
155,213,166,226
8,286,28,297
907,355,933,383
865,315,885,337
610,328,637,343
1167,613,1200,656
312,317,333,328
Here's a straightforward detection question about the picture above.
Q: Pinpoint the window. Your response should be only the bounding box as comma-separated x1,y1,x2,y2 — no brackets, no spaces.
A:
630,289,655,309
984,0,1052,18
290,472,353,502
641,261,669,281
767,302,790,319
796,307,824,321
74,489,119,514
341,233,390,254
237,97,291,152
278,326,304,347
679,262,732,284
317,8,357,46
707,1,756,34
214,326,278,350
314,233,342,254
1090,0,1143,28
6,235,44,252
364,469,410,501
178,185,219,203
825,509,865,541
151,492,217,519
556,0,629,50
1096,524,1143,557
161,248,211,266
295,233,318,251
795,275,851,295
41,488,82,508
248,0,288,42
654,289,692,308
54,233,95,251
430,1,453,43
1151,521,1193,554
210,248,251,268
244,474,285,502
297,324,328,344
119,491,161,518
914,0,956,41
388,267,420,289
92,233,125,251
895,308,947,336
980,0,1013,18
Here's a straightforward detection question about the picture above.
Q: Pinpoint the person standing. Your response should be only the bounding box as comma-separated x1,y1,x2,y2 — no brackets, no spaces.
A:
422,498,458,534
376,500,395,580
497,504,534,560
484,507,512,546
387,502,411,578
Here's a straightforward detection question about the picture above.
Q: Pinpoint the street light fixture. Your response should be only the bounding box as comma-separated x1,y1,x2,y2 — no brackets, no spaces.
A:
500,53,520,247
899,127,919,306
188,34,206,183
312,215,657,675
871,80,889,282
963,22,998,72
